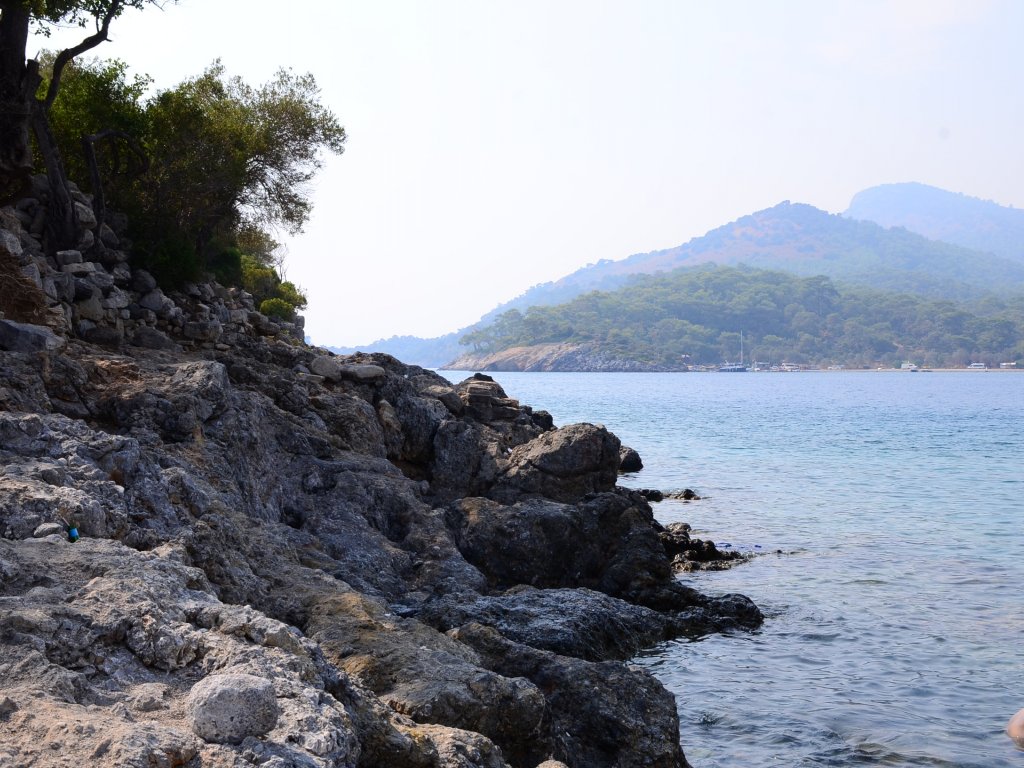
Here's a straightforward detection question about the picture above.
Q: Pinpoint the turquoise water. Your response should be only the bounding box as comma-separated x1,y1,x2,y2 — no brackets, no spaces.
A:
442,370,1024,767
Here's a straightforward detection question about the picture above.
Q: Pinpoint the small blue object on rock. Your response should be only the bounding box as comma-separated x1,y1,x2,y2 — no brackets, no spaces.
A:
68,527,79,543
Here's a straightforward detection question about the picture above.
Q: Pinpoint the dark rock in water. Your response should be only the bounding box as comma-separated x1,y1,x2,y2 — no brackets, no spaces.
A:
457,376,521,422
638,488,664,502
417,585,756,662
660,522,694,557
530,408,554,430
659,521,747,572
619,445,643,472
666,488,701,500
452,622,688,768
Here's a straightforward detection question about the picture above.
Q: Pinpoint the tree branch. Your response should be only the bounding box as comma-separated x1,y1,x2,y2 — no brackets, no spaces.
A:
43,0,124,111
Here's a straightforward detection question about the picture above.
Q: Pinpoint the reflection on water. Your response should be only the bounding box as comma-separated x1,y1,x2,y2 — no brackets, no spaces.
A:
442,371,1024,767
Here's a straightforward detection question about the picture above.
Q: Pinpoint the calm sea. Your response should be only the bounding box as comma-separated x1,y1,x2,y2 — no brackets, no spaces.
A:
442,370,1024,767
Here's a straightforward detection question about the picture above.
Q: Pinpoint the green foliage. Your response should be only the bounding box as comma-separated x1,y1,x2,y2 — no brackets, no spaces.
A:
240,255,279,300
37,54,151,189
206,244,243,287
133,229,202,287
41,56,342,295
461,265,1024,368
276,281,307,310
259,297,294,321
25,1,161,31
135,61,345,248
240,254,306,317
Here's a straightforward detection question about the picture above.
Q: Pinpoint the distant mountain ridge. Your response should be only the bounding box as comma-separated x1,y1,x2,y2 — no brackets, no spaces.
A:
485,201,1024,308
331,188,1024,366
845,182,1024,264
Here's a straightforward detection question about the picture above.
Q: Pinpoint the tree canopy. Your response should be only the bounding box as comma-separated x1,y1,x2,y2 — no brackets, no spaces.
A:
461,266,1024,369
0,0,169,244
43,55,345,292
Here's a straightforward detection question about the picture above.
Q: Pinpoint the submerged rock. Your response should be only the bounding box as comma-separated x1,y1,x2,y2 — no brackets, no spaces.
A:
619,445,643,472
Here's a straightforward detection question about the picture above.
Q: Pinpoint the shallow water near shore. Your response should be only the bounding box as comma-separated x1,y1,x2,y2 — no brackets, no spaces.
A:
442,370,1024,767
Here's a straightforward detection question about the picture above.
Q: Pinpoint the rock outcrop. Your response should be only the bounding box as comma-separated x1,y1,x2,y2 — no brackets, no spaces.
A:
0,193,761,767
446,341,687,373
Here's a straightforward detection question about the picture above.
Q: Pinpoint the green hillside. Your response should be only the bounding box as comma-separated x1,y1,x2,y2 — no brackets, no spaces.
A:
459,266,1024,369
483,201,1024,321
339,191,1024,367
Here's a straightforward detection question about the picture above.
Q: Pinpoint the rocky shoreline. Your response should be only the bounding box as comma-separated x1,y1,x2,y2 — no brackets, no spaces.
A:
446,342,687,373
1,193,761,767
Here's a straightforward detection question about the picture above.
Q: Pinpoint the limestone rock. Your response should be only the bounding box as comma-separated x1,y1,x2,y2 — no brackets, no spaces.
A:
73,200,97,228
183,318,223,342
132,269,158,293
129,325,178,350
55,249,82,266
1,227,22,256
310,354,387,383
452,622,686,768
490,423,621,503
0,206,762,768
0,319,65,352
32,522,64,538
185,673,279,744
458,375,521,422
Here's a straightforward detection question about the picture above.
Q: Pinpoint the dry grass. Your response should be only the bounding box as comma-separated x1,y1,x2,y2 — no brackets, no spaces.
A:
0,244,49,324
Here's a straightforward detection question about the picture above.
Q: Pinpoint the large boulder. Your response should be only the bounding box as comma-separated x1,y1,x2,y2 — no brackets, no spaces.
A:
452,622,687,768
489,423,620,503
417,587,684,661
0,319,65,352
618,445,643,472
185,673,280,744
445,493,670,603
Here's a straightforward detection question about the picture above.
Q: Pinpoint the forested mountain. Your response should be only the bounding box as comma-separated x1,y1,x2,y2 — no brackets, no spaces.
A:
454,266,1024,370
846,183,1024,264
338,191,1024,366
488,202,1024,317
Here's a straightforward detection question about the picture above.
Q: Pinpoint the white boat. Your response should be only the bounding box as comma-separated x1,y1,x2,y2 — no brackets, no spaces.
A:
718,331,748,372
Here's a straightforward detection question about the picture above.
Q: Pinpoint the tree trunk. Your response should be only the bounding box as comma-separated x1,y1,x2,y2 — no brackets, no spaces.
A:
0,3,33,199
82,127,149,249
32,94,78,251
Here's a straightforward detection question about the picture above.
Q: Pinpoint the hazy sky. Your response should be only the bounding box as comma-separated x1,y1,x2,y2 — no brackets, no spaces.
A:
34,0,1024,346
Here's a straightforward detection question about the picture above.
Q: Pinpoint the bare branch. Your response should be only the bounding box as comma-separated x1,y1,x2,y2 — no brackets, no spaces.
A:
43,0,123,111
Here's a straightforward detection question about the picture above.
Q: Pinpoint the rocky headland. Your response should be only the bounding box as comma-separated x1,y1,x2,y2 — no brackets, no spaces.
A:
445,342,687,373
0,180,761,767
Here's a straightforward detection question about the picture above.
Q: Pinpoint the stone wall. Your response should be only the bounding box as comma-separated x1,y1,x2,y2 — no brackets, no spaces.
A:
1,174,303,353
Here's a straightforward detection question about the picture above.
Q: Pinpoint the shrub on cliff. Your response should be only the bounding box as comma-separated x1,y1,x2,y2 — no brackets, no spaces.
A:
258,297,295,321
37,57,344,291
241,254,307,317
